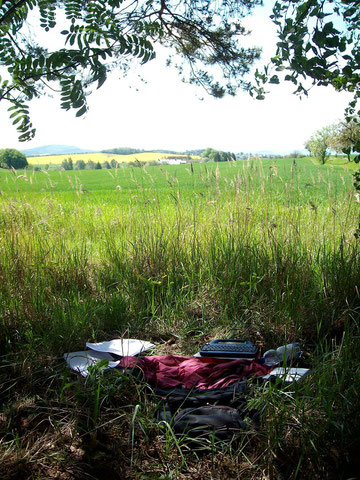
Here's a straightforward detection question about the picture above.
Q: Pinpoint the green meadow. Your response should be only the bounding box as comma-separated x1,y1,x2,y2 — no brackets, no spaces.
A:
1,157,359,479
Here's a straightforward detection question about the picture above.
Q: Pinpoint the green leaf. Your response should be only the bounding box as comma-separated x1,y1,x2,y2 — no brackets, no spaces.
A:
313,30,326,48
76,104,87,117
12,115,25,125
269,75,280,84
354,140,360,152
97,72,107,89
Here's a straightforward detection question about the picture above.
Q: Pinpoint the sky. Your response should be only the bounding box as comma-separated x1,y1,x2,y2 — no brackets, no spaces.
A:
0,2,353,154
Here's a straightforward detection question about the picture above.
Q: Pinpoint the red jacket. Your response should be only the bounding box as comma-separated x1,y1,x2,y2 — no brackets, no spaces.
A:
119,354,271,390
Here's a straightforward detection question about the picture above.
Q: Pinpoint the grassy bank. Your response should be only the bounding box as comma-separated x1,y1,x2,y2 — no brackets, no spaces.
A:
0,158,359,479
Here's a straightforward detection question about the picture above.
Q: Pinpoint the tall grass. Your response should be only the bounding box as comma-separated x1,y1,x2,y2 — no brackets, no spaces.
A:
0,158,359,479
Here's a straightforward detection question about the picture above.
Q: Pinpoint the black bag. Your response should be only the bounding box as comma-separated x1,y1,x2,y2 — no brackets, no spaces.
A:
156,380,260,442
168,405,247,440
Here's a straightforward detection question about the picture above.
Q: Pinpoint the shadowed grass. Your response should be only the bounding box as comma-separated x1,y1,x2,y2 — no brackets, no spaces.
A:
0,158,359,479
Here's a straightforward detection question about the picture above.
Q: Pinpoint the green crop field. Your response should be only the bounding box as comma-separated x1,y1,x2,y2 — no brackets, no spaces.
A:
0,156,353,199
1,157,359,479
27,151,198,165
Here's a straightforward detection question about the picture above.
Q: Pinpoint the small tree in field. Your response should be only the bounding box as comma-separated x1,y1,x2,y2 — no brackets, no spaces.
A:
330,120,360,161
61,157,73,170
202,148,235,162
86,160,96,170
305,126,335,164
74,159,86,170
0,148,28,169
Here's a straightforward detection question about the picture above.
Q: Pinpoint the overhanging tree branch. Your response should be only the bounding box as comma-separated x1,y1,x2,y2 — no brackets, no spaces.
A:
0,0,262,141
0,0,29,26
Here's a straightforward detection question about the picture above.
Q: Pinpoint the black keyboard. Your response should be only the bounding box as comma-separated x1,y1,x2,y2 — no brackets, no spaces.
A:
200,340,259,358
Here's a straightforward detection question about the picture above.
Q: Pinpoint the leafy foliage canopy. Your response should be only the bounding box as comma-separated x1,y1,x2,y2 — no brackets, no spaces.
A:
254,0,360,114
0,148,28,169
330,119,360,161
305,125,336,164
202,147,236,162
0,0,261,141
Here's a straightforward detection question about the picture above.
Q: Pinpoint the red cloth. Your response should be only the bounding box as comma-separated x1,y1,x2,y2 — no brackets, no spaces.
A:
119,355,272,390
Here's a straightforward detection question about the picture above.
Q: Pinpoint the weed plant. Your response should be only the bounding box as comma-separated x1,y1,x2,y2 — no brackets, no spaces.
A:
0,158,359,479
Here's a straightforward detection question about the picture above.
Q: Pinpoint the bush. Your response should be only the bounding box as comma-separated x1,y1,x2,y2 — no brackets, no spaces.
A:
75,160,86,170
0,148,28,169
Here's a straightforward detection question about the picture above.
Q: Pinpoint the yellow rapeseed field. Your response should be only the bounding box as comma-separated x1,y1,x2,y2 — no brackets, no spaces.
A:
27,152,195,165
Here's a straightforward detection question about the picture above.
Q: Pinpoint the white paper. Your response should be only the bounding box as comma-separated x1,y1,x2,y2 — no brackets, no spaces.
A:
262,367,310,383
86,338,155,357
64,350,120,377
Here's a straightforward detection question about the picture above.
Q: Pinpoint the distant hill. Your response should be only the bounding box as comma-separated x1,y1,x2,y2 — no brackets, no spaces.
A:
21,145,95,157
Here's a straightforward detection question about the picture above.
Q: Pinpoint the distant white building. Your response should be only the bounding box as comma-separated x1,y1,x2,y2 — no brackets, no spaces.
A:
157,157,187,165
